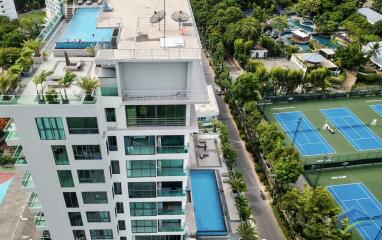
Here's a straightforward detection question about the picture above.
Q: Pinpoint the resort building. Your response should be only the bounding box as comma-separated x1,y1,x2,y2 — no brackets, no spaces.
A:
0,0,213,239
0,0,17,19
46,0,63,20
364,41,382,70
291,52,339,74
357,8,382,25
291,30,310,44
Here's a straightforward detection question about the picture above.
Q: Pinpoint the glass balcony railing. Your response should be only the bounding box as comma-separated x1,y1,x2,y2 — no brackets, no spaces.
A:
126,118,187,127
157,190,186,197
28,193,42,209
158,225,184,232
35,212,47,228
158,209,185,215
12,146,27,165
100,87,118,96
125,146,156,155
157,168,186,176
21,171,35,188
157,146,188,154
3,119,18,140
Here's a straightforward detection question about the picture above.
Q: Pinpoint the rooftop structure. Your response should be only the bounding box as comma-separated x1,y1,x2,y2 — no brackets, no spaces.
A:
291,52,338,73
357,8,382,25
364,41,382,70
195,85,219,126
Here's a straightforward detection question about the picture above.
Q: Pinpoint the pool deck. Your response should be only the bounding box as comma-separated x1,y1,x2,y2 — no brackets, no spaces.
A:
0,171,39,240
190,133,241,239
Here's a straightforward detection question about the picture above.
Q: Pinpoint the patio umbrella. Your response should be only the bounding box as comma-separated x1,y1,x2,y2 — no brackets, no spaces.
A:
171,10,190,29
150,10,166,30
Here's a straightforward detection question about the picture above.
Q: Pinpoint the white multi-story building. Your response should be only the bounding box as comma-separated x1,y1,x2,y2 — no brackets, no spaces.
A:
1,0,207,239
0,0,17,19
45,0,63,20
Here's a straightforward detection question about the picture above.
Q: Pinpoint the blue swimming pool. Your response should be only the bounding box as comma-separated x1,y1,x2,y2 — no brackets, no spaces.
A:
0,178,12,205
56,8,114,49
190,170,227,236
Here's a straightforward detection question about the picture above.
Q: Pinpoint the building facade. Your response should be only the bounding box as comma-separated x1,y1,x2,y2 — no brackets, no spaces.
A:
1,0,207,239
0,0,17,19
45,0,63,20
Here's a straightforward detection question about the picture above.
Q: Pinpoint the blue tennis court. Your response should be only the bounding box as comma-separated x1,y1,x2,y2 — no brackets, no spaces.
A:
328,183,382,240
321,107,382,151
371,104,382,117
273,111,335,156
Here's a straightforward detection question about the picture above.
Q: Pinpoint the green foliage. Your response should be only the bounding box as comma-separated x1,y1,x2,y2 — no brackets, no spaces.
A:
234,38,255,66
23,39,43,56
270,67,304,95
237,221,259,240
231,72,260,106
245,59,264,73
374,20,382,36
356,72,382,84
305,67,331,91
0,69,20,96
342,13,378,43
283,45,300,59
32,70,53,96
14,0,45,13
0,47,21,68
279,187,351,240
75,77,100,99
334,43,366,70
0,155,15,165
260,36,282,57
45,88,59,103
295,0,321,16
270,16,288,33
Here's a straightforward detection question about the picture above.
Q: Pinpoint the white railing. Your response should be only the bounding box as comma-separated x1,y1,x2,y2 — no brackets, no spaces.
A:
96,48,202,60
122,90,208,102
96,17,123,28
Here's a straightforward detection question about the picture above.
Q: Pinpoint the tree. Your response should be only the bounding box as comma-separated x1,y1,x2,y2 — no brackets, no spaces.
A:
231,72,260,106
58,72,77,100
23,39,43,56
334,44,366,70
237,221,259,240
305,67,331,91
271,67,304,95
366,42,381,59
256,122,285,153
0,47,21,68
260,36,282,57
0,69,20,98
245,59,264,73
227,170,247,193
32,70,53,98
75,77,100,101
283,45,300,59
270,16,288,38
295,0,321,16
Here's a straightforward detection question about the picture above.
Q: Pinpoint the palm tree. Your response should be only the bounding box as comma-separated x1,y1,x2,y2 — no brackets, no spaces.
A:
367,42,380,59
228,170,247,193
58,72,77,101
75,77,100,101
237,220,259,240
23,39,44,57
32,70,53,100
0,69,20,100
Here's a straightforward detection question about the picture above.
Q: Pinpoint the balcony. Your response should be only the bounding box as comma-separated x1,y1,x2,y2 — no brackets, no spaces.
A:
35,212,47,229
157,168,186,177
157,190,186,197
157,146,188,154
121,90,208,104
158,208,185,216
0,94,97,105
158,225,184,232
28,193,42,211
125,145,156,155
21,170,35,189
126,117,187,127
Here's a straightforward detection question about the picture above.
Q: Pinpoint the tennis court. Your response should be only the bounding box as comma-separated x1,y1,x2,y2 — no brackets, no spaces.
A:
273,111,335,156
328,183,382,240
321,107,382,151
371,104,382,117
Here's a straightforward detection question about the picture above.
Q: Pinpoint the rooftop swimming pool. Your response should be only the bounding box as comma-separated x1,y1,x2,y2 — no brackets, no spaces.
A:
0,178,13,205
190,170,227,236
56,8,114,49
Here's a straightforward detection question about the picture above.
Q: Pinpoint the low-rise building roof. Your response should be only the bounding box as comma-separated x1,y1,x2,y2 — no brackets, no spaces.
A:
357,8,382,24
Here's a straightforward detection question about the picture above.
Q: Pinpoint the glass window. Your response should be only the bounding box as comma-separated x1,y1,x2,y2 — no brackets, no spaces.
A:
113,182,122,195
158,160,184,176
77,170,105,183
131,220,157,233
52,145,69,165
116,202,124,213
63,192,79,208
82,192,108,204
35,117,65,140
124,136,155,155
126,105,186,126
57,170,74,187
107,136,118,151
128,182,156,198
157,136,185,154
68,212,83,226
126,160,156,177
120,237,127,240
105,108,116,122
130,202,157,216
66,117,99,134
86,211,111,222
73,230,86,240
118,220,126,230
111,161,120,174
72,145,102,160
89,229,113,239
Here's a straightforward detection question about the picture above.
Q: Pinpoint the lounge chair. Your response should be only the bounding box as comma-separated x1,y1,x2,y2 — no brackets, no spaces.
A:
65,61,85,71
77,0,83,4
86,0,92,5
97,0,103,4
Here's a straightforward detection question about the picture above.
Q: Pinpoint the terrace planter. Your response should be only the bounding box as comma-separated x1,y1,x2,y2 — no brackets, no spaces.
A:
22,66,35,77
32,55,44,64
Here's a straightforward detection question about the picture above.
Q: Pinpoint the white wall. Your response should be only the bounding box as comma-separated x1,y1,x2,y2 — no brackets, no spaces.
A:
0,0,17,19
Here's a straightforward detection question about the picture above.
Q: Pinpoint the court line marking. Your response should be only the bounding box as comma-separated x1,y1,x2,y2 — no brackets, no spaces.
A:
271,107,295,110
273,111,335,156
320,107,382,152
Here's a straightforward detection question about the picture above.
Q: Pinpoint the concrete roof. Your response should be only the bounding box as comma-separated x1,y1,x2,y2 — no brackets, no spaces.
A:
292,30,309,38
294,53,338,69
195,85,219,118
357,8,382,24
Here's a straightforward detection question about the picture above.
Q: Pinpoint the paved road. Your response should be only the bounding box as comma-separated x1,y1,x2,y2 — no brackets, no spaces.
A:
202,52,285,240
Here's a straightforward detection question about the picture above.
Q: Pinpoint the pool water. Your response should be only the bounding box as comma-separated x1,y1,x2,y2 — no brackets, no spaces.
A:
190,170,227,236
56,8,114,49
0,178,13,205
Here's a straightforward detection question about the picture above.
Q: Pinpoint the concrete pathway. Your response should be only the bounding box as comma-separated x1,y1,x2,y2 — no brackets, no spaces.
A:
202,52,286,240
